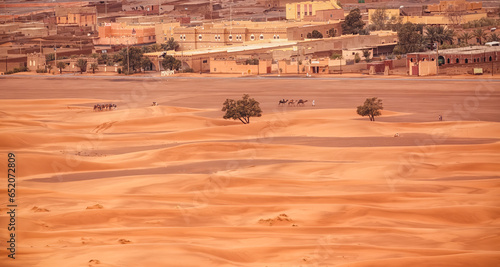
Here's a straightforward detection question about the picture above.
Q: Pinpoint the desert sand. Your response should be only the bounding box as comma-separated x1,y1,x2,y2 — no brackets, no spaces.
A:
0,75,499,266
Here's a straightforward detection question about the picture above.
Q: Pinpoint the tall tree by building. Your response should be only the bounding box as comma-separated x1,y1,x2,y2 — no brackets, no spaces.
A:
342,8,365,35
393,22,425,54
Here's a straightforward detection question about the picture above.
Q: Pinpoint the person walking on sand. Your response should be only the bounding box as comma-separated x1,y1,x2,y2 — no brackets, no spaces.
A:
438,115,442,121
312,100,315,107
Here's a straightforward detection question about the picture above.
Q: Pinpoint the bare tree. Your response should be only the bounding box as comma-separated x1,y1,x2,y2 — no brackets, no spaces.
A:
445,6,465,26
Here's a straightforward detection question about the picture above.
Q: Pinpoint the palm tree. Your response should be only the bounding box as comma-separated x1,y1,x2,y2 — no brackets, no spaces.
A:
459,32,472,45
56,61,66,74
90,63,99,74
76,59,87,74
488,33,499,42
443,28,455,45
425,25,455,46
473,29,488,45
163,37,179,51
151,43,162,52
425,25,440,44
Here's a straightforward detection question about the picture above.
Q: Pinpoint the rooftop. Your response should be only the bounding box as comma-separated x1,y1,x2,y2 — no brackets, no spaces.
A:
410,46,500,55
144,41,298,57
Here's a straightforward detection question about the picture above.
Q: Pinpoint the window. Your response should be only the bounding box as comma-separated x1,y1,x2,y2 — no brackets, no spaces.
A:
229,35,232,41
431,58,434,61
410,58,413,62
465,58,468,63
203,60,207,63
259,34,264,40
447,58,450,64
250,34,255,41
198,34,202,40
490,56,493,61
273,35,276,39
277,35,279,39
456,58,459,63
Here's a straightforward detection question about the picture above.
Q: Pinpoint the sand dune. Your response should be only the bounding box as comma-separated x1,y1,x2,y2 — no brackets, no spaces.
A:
0,77,499,266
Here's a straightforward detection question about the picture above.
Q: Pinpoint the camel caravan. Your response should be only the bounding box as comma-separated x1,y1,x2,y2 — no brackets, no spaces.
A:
93,104,117,111
278,99,310,107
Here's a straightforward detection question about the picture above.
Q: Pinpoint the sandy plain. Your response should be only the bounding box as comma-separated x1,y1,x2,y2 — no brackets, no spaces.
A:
0,75,499,267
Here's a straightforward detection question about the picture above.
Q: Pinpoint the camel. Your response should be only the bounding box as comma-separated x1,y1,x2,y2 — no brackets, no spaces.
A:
93,104,116,111
288,99,295,107
278,99,288,106
297,99,308,106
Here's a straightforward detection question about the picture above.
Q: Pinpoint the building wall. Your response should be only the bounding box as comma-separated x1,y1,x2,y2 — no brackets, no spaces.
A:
57,13,96,27
286,23,342,40
155,22,181,44
427,0,482,13
308,9,344,21
210,60,264,74
169,22,341,51
403,13,486,25
408,51,499,66
95,24,156,46
0,56,27,73
368,9,400,23
286,0,341,20
27,52,46,71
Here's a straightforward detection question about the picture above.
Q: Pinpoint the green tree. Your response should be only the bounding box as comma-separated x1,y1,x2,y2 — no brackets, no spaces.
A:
115,47,144,73
98,53,113,65
488,33,499,42
162,55,181,70
162,37,179,51
354,53,361,63
245,58,259,65
370,8,388,31
473,28,487,45
362,49,371,62
45,53,55,62
56,61,66,74
151,43,162,52
76,59,87,74
90,63,98,74
141,45,152,53
425,25,455,45
327,28,337,37
141,56,152,71
307,30,323,39
90,53,99,59
459,32,472,45
357,97,383,121
330,53,342,59
393,22,425,54
221,94,262,124
342,8,365,35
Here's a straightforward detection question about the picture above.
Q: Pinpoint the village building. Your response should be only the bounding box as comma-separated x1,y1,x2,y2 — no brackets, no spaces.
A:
285,0,343,21
93,23,157,46
407,46,500,76
55,6,97,31
144,32,397,73
156,20,342,51
369,0,486,26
